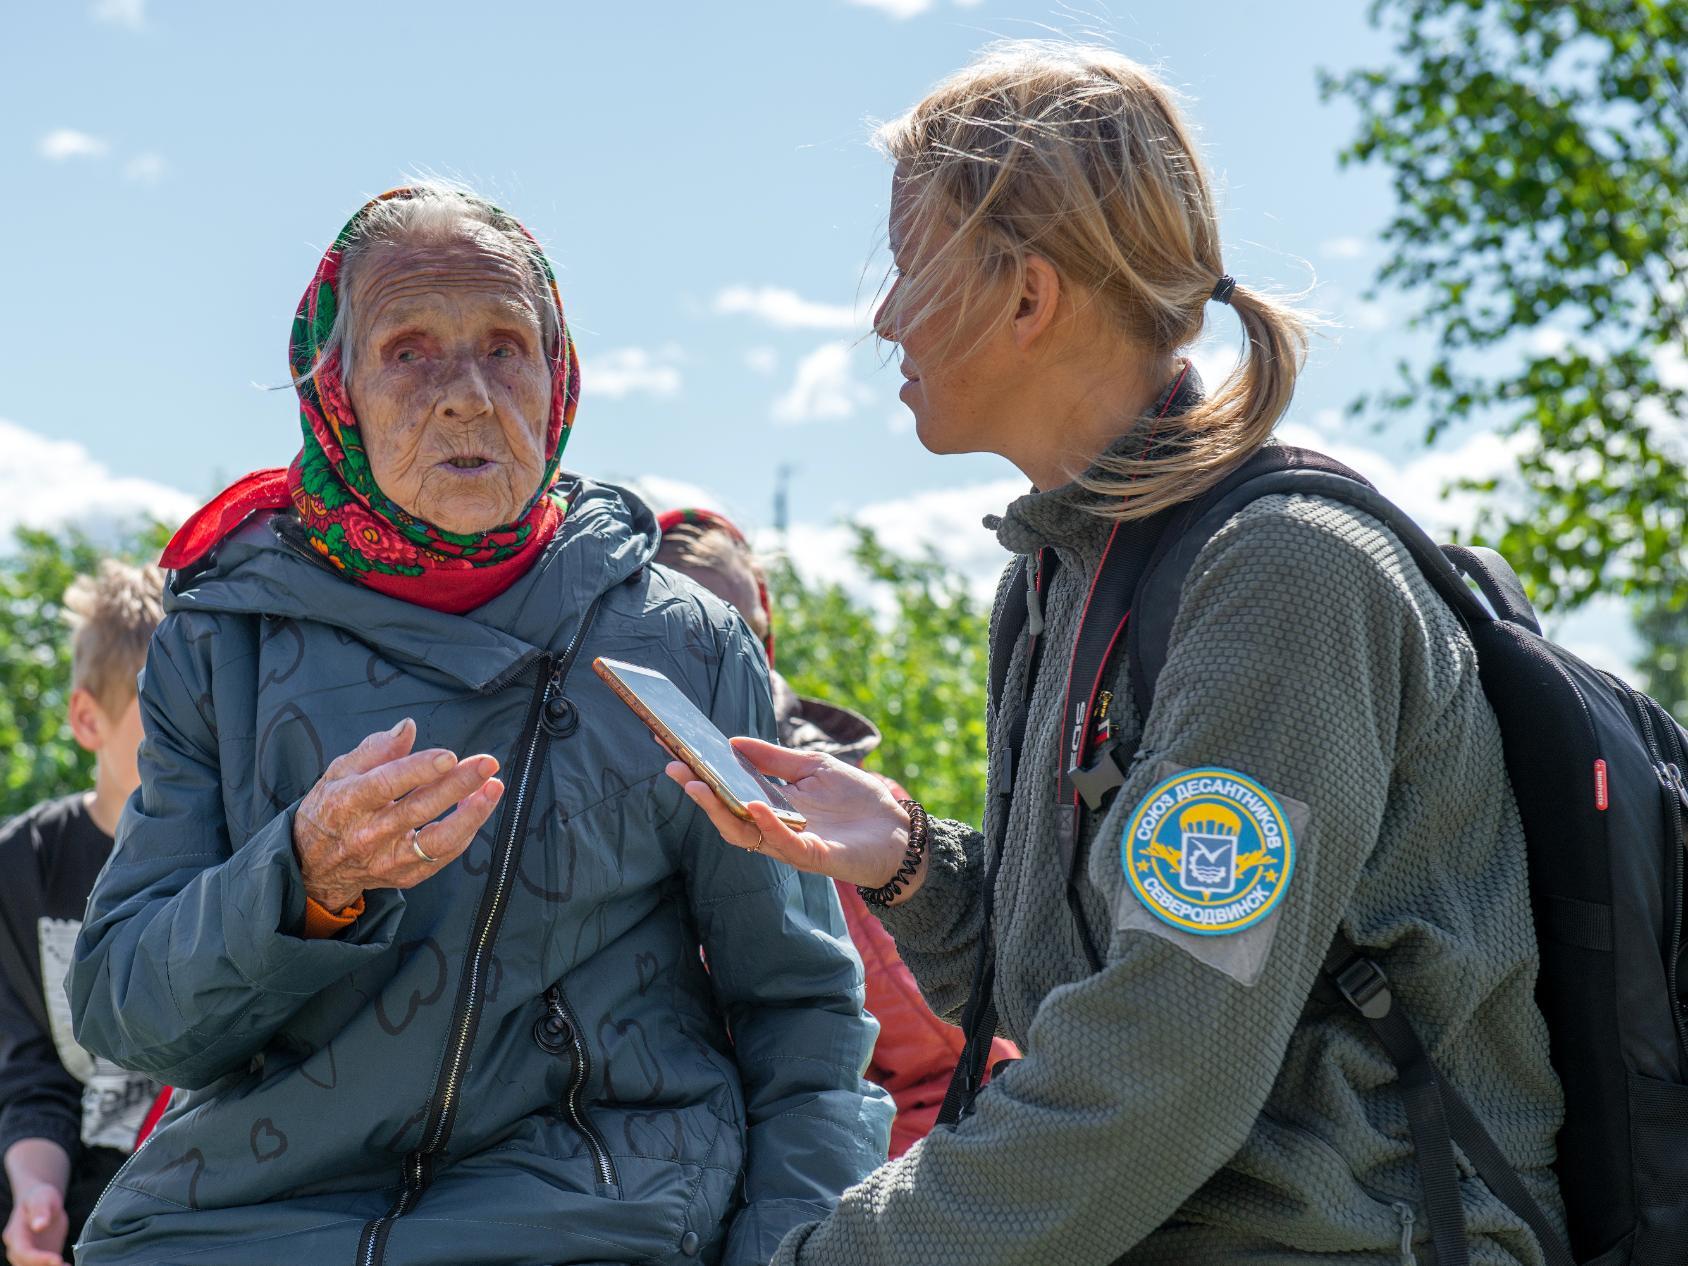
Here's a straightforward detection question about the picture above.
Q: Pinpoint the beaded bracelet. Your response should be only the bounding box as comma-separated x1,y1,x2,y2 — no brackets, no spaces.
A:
858,800,929,908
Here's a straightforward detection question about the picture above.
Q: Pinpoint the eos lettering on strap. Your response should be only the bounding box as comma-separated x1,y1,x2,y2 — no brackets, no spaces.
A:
1122,767,1297,937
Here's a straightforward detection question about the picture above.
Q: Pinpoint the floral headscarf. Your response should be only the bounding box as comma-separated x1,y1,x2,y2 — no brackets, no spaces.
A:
163,188,580,614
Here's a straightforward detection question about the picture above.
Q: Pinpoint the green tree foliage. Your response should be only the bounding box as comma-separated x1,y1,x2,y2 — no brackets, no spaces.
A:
1324,0,1687,713
769,528,991,823
0,526,162,821
1635,584,1688,721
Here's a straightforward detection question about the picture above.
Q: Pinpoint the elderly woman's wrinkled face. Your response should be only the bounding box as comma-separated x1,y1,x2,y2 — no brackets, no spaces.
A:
344,225,553,535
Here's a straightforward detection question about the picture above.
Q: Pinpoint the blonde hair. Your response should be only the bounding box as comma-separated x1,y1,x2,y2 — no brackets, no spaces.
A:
64,561,165,716
875,41,1309,519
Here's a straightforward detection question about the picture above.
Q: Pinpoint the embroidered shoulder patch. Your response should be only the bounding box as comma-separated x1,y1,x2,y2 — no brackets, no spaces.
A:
1121,766,1296,937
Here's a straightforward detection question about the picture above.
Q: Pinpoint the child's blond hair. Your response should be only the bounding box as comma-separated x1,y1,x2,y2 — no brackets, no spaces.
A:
64,561,165,717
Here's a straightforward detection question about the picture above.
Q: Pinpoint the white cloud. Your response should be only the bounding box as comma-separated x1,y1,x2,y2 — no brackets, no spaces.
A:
772,342,875,424
744,347,779,376
622,467,1024,607
38,129,109,162
619,475,731,519
92,0,144,27
584,347,683,400
714,285,864,332
846,0,937,16
1278,410,1529,540
0,419,198,544
1321,237,1368,260
1349,300,1391,332
844,0,981,16
764,476,1025,603
124,152,166,184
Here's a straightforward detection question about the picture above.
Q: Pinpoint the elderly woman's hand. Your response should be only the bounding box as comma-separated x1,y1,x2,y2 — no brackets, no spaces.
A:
665,738,927,904
293,718,504,913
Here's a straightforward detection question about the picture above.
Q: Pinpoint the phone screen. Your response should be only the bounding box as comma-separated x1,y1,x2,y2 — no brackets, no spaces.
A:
594,657,803,822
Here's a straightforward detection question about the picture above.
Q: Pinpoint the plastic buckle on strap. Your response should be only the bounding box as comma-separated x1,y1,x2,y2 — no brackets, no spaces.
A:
1069,741,1127,811
1334,957,1394,1021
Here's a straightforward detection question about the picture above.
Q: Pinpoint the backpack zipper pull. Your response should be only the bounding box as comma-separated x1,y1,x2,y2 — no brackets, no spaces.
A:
1658,763,1688,814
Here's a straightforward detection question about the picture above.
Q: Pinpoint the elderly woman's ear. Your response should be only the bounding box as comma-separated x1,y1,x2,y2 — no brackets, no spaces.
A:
341,226,555,536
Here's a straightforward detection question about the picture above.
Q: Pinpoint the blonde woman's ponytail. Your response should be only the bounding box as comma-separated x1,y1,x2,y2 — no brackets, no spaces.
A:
1081,279,1310,520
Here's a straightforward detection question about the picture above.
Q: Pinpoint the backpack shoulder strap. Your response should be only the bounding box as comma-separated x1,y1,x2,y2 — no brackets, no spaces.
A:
988,555,1030,717
1124,444,1495,722
942,551,1049,1128
1120,444,1573,1266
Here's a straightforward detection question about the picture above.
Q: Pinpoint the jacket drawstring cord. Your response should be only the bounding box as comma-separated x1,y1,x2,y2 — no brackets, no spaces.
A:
1393,1201,1418,1265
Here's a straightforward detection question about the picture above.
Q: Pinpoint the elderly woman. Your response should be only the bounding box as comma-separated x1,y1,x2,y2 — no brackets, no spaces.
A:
65,185,890,1266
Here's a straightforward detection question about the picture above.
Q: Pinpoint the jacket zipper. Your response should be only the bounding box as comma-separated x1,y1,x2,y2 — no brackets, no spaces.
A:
538,984,619,1187
357,654,559,1266
1603,672,1688,1061
79,1092,166,1233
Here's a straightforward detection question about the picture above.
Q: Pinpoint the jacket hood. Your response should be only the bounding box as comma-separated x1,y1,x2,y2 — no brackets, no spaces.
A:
771,671,882,765
164,473,659,693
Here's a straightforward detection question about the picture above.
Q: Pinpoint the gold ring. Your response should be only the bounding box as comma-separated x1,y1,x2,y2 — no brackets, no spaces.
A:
411,830,437,865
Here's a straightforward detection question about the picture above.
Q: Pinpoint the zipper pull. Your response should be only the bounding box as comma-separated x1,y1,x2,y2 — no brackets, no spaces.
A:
1658,763,1688,813
1093,689,1114,743
540,660,577,737
534,986,573,1052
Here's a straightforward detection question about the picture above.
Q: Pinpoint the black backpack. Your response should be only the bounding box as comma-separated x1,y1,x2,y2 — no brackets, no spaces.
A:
944,444,1688,1266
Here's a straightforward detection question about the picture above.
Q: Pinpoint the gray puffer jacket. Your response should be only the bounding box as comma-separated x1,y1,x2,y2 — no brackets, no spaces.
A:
775,384,1565,1265
68,477,891,1266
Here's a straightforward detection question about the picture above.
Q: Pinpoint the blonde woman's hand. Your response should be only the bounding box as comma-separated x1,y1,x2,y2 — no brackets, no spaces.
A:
293,718,504,912
665,737,926,904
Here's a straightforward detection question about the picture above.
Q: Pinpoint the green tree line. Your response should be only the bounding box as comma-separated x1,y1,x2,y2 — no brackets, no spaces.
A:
0,524,994,826
1324,0,1687,715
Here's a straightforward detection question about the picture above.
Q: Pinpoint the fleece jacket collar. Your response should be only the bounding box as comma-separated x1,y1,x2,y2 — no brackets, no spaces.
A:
994,365,1206,564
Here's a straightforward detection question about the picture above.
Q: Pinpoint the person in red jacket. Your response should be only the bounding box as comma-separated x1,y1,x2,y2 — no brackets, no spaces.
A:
654,508,1016,1156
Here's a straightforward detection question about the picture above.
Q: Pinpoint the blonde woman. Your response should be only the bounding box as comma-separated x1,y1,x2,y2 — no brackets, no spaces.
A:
669,42,1566,1265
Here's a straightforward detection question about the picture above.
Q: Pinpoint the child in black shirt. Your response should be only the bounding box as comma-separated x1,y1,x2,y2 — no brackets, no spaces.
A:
0,563,163,1266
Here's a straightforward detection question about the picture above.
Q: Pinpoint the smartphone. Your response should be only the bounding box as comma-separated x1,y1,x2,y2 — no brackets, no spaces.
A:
593,657,807,828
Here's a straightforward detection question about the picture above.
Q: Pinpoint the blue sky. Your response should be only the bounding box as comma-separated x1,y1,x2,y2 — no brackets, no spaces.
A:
0,0,1633,663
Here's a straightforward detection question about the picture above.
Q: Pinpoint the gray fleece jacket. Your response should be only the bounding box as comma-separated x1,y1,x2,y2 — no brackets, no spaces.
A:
774,393,1566,1264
